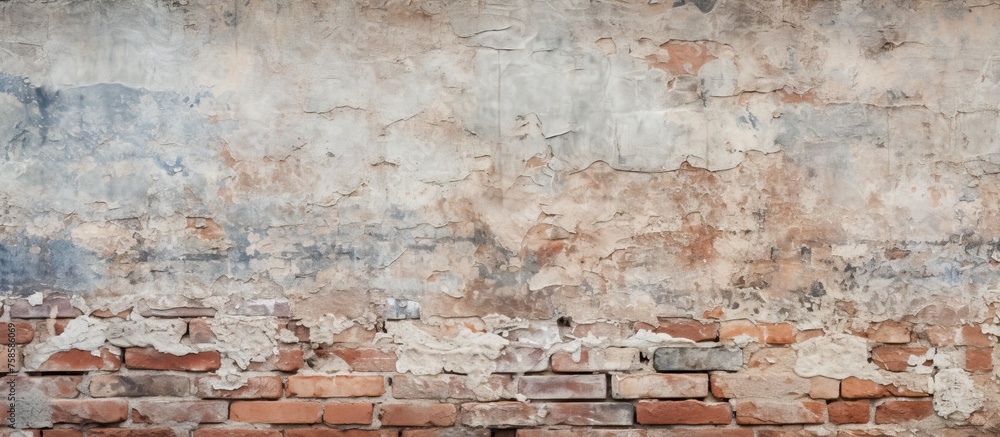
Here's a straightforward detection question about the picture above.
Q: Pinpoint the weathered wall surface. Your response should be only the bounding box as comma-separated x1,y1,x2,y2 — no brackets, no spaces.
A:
2,0,1000,435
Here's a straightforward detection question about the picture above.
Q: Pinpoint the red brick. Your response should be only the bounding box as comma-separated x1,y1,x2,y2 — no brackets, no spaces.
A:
285,431,397,437
89,374,190,397
381,403,457,427
324,402,374,425
637,400,732,425
720,320,796,345
1,375,80,398
315,347,397,372
286,375,385,398
193,430,283,437
518,375,605,399
9,297,82,319
611,373,707,399
192,428,281,437
230,401,322,424
392,374,514,400
50,399,128,423
42,428,83,437
248,348,305,372
734,400,825,425
841,377,928,398
124,348,220,371
196,375,283,399
540,402,634,426
188,318,217,344
866,321,912,344
871,346,928,371
41,431,80,437
459,402,539,427
131,400,228,423
551,348,640,372
86,429,175,437
5,322,34,344
965,347,993,372
874,400,934,424
809,376,840,399
650,318,719,341
36,348,120,372
829,400,870,424
925,325,992,347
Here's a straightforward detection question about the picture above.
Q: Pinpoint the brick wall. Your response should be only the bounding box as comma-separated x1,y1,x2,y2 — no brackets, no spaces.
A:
3,298,997,435
4,0,1000,435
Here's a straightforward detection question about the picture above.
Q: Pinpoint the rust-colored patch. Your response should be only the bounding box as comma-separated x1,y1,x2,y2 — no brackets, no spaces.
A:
186,217,225,240
776,89,820,104
647,41,718,76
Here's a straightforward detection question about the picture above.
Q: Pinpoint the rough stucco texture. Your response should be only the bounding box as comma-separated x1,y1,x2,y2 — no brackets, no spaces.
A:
3,0,1000,435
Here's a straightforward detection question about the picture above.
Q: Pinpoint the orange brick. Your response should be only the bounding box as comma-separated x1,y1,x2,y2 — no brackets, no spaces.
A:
651,318,719,341
286,375,385,398
196,375,283,399
965,347,993,372
871,346,928,371
36,348,120,372
829,400,870,424
247,348,305,372
324,402,374,425
867,321,912,344
637,400,732,425
734,400,825,425
41,430,81,437
875,400,933,424
720,320,796,345
5,322,34,344
230,401,323,424
125,348,220,371
381,403,457,427
925,325,992,347
841,377,928,398
316,347,397,372
809,376,839,399
50,399,128,423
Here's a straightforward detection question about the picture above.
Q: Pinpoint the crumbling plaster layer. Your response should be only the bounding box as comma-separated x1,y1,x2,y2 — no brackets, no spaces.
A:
3,0,1000,329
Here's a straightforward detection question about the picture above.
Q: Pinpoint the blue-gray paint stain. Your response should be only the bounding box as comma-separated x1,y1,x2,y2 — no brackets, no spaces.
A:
0,235,102,295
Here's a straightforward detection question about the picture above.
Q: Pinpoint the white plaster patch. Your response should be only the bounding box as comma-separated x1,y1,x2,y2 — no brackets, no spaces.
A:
793,333,884,382
933,368,985,421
